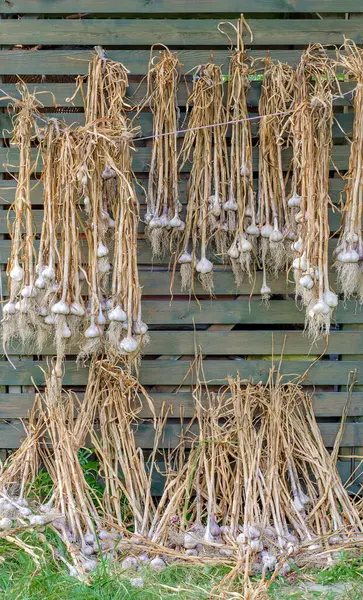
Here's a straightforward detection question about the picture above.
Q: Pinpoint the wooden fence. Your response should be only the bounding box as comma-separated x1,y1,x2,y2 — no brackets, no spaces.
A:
0,1,363,487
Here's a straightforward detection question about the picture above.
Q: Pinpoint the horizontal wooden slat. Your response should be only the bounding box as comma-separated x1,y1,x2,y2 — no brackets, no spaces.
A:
0,419,361,449
0,145,353,173
0,178,346,206
0,390,362,419
0,112,353,141
0,50,342,75
4,331,363,357
141,300,363,325
1,0,358,13
0,19,361,47
0,358,360,386
0,82,356,109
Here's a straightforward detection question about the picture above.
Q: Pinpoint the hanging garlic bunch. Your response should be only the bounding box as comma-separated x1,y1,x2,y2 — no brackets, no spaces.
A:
3,85,43,349
290,46,339,340
79,48,146,359
40,129,85,376
258,57,296,299
178,63,228,294
335,40,363,301
144,45,182,258
223,16,257,288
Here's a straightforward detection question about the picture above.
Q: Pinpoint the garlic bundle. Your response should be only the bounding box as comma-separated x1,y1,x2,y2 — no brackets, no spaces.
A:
225,16,257,288
144,46,182,258
79,49,146,359
3,85,43,349
258,58,296,290
335,40,363,301
290,46,339,340
178,63,228,294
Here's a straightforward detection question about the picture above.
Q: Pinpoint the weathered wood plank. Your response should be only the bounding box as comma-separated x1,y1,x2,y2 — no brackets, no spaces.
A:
0,111,353,140
0,19,361,47
0,50,341,75
0,178,346,206
1,0,358,14
0,82,357,109
0,358,361,386
0,145,353,173
4,331,363,357
0,419,360,449
0,390,362,419
0,238,343,267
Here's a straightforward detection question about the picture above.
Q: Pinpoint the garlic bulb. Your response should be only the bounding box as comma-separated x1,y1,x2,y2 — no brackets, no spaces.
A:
35,276,46,289
133,320,148,335
288,192,301,208
223,197,238,211
227,245,240,259
21,285,37,298
42,265,55,280
240,164,250,177
208,195,221,217
240,239,252,252
178,251,192,264
149,557,166,572
309,300,330,316
108,305,127,322
10,262,24,282
51,300,70,315
84,323,100,338
337,249,359,263
160,214,170,227
292,238,303,253
3,302,16,315
299,274,314,290
0,518,12,530
119,336,139,353
260,224,273,238
149,216,162,228
196,257,213,274
292,254,308,271
324,290,338,308
44,314,56,325
261,284,271,296
97,243,109,258
169,215,182,228
246,224,260,236
270,229,283,243
61,322,71,338
29,514,46,526
101,164,116,180
70,302,85,317
96,308,106,326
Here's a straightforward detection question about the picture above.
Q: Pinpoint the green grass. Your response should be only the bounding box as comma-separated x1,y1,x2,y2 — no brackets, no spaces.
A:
0,535,363,600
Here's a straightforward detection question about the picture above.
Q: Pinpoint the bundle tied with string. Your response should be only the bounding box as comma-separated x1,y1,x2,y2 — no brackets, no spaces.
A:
289,46,339,341
177,62,229,295
35,124,86,381
221,16,258,289
335,40,363,301
144,45,183,258
74,49,147,360
2,84,44,350
258,58,296,300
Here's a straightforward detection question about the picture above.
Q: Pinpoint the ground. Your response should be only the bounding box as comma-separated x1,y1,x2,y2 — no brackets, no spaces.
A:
1,536,363,600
